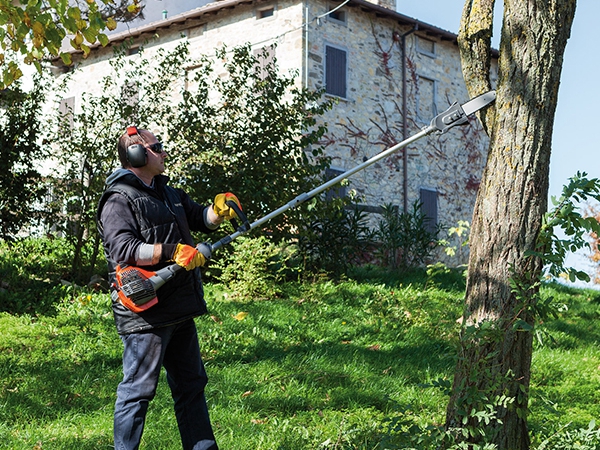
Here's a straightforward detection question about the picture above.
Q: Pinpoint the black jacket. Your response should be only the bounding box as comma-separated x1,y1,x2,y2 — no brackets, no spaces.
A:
98,169,216,334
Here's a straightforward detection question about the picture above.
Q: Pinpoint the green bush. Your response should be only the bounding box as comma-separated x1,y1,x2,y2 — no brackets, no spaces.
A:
297,196,373,277
212,236,296,299
374,201,441,270
0,237,107,314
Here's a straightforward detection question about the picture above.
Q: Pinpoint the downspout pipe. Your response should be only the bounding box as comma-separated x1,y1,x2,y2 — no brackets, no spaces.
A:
303,0,309,88
401,24,417,212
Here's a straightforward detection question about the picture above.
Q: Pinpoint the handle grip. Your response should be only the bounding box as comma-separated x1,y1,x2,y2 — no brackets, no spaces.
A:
226,199,250,232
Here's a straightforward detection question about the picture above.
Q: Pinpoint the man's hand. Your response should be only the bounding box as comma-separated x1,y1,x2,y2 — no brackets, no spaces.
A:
213,192,242,221
172,243,205,270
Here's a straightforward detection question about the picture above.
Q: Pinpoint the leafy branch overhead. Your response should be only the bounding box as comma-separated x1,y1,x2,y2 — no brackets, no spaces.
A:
0,0,142,88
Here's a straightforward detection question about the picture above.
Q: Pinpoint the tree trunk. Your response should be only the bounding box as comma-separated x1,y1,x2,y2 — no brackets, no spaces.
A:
444,0,576,448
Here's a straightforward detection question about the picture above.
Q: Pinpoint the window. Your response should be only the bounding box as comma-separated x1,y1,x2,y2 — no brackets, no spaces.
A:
327,4,347,24
419,188,438,234
257,6,275,19
58,96,75,129
186,25,205,39
121,82,139,124
128,46,140,56
416,36,436,57
325,45,347,98
253,45,275,80
325,168,347,200
416,76,437,122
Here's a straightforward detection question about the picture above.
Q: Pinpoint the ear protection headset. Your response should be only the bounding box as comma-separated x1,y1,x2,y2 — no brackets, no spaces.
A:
125,125,147,168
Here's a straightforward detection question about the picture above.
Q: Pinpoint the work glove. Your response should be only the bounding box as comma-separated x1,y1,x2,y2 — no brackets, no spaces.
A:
213,192,242,221
172,243,205,270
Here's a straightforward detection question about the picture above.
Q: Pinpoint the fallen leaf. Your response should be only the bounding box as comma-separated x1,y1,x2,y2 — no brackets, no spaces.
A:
242,390,253,398
251,418,268,424
233,311,248,321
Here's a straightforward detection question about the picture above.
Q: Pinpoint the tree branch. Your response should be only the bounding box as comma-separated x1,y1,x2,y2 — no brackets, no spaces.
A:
458,0,496,134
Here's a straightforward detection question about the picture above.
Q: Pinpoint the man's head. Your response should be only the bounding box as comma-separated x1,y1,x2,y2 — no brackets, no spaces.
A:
117,126,167,182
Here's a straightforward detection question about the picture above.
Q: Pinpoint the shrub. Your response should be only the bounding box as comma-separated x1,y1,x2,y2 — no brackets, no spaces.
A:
374,201,441,270
0,236,106,314
211,236,296,299
297,195,373,277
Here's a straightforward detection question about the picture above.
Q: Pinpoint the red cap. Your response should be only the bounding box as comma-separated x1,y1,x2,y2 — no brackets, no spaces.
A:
126,126,139,136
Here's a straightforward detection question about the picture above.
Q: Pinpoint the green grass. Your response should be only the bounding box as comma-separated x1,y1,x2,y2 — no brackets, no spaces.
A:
1,266,600,448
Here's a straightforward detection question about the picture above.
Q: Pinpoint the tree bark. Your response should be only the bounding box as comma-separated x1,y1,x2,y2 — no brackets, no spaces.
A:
445,0,576,448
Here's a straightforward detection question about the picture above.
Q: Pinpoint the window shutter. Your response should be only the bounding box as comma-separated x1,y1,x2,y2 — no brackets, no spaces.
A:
326,46,347,98
419,188,438,234
325,168,347,200
59,97,75,129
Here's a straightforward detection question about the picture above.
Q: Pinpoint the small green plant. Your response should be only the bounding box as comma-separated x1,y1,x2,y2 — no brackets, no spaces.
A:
536,421,600,450
212,235,295,299
439,220,470,262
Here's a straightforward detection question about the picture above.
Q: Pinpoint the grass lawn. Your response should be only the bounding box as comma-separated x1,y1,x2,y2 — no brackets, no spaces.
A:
1,267,600,449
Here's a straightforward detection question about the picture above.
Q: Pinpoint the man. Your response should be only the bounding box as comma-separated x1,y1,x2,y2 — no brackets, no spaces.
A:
97,126,240,450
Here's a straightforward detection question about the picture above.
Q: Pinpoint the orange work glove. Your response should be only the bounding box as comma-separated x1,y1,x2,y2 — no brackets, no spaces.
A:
172,243,205,270
213,192,242,221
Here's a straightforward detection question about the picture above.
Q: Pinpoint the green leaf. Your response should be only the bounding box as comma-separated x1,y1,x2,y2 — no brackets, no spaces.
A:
513,319,533,331
98,33,109,47
60,52,72,65
67,6,81,20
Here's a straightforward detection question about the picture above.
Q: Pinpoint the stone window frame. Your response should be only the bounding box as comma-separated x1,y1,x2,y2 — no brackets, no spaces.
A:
121,81,140,124
324,42,348,99
127,45,141,56
416,35,436,58
256,5,276,20
185,24,206,40
253,44,276,80
59,96,75,129
415,74,438,124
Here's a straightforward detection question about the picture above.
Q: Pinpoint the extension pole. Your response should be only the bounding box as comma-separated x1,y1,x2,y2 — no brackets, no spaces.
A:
116,91,497,304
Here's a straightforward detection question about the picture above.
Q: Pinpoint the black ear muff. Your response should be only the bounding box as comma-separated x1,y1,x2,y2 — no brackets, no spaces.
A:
127,144,147,168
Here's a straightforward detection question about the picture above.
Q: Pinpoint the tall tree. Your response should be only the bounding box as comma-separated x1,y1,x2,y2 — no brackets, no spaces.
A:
444,0,577,448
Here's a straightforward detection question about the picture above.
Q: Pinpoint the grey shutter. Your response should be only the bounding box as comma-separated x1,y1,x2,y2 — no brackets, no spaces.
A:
419,188,438,234
326,46,346,98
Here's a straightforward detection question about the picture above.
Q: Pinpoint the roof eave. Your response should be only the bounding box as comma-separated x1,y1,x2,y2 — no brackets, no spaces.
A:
51,0,498,64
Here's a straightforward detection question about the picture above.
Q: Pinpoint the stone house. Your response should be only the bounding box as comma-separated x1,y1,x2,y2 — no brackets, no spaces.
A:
51,0,497,261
